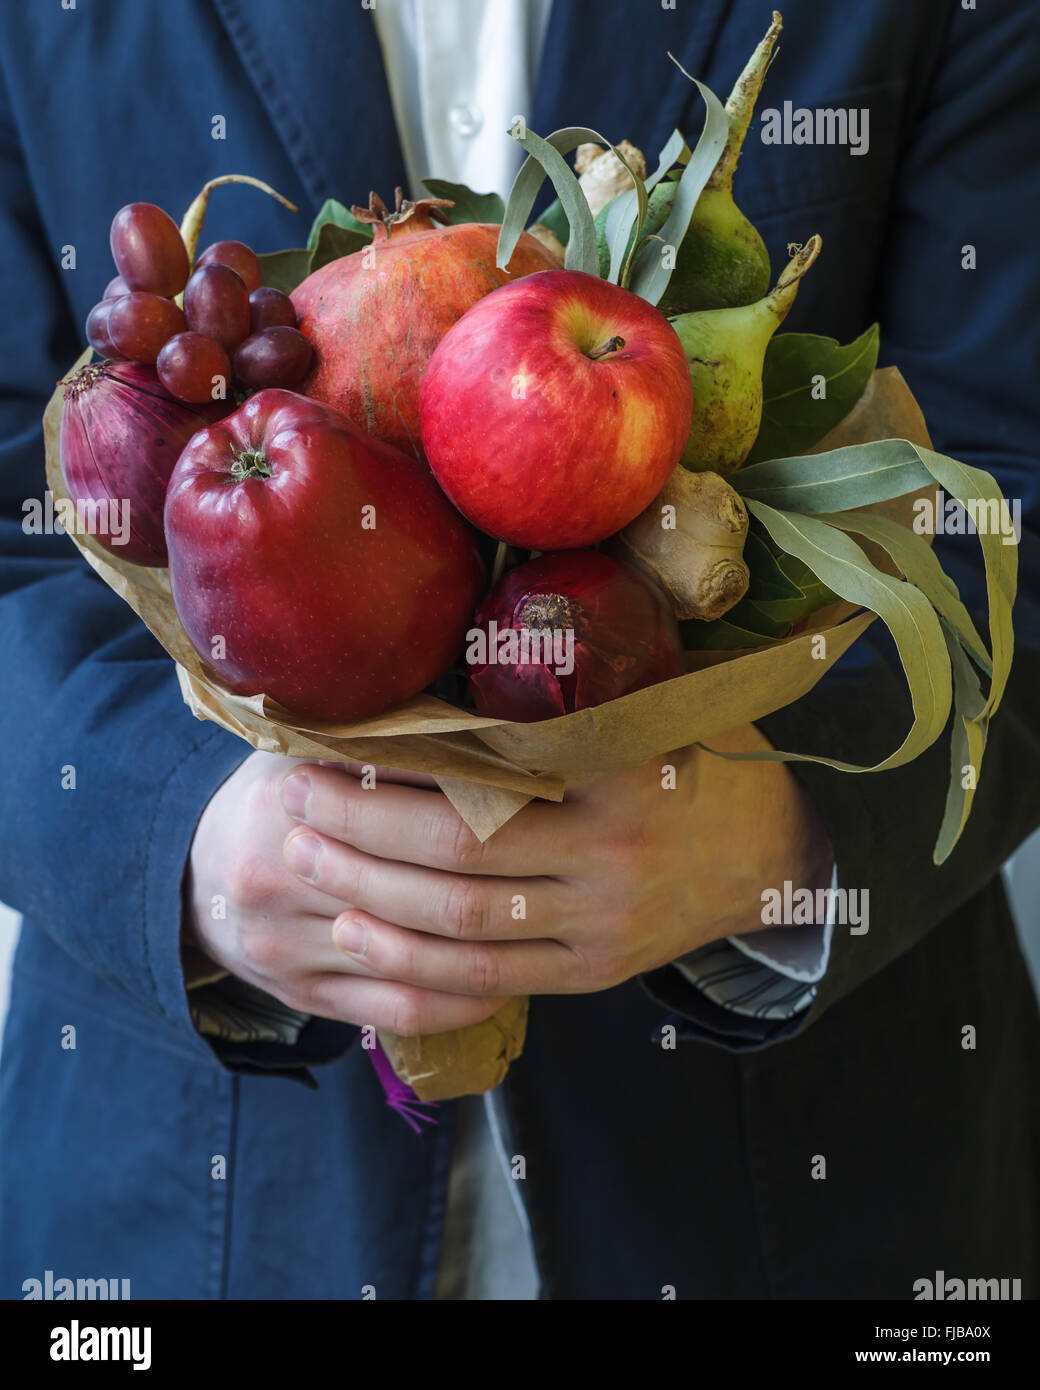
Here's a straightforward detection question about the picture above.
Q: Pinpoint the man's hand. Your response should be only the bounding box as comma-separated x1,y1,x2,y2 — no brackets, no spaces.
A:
275,725,834,1027
184,751,510,1035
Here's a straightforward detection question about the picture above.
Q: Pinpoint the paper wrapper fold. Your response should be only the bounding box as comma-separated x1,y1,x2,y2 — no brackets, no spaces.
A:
43,362,931,1101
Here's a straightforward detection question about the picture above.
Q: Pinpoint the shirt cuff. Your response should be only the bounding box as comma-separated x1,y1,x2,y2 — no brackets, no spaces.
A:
671,865,838,1020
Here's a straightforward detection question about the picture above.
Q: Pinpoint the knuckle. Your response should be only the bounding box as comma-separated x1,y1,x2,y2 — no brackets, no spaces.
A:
337,781,362,843
227,853,281,910
467,947,501,995
386,987,425,1038
443,877,487,940
446,815,485,871
242,926,286,976
601,826,650,872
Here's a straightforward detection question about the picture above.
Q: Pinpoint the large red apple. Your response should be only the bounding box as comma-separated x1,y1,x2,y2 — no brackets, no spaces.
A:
164,390,485,722
418,269,693,549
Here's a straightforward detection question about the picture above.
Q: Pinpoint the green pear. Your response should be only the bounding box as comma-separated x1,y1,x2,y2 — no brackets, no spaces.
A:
672,235,821,474
658,11,782,315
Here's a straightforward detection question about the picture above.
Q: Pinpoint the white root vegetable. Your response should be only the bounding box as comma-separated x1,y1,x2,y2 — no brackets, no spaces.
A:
613,467,750,621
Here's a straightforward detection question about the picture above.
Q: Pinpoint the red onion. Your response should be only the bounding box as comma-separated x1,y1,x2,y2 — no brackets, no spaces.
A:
466,551,685,722
59,360,228,566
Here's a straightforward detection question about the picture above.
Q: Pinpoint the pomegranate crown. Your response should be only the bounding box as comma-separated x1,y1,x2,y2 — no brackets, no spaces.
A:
350,187,455,241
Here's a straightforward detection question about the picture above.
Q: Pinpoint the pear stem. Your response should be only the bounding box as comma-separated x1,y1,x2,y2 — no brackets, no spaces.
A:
708,11,783,192
765,234,822,321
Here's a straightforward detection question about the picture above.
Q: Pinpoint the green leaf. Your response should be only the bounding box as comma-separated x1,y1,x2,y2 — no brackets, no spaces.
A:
744,325,880,465
306,198,373,253
743,527,806,602
737,438,937,513
307,220,369,273
727,502,954,772
681,599,793,651
498,125,617,276
627,79,729,306
422,179,505,224
257,247,311,293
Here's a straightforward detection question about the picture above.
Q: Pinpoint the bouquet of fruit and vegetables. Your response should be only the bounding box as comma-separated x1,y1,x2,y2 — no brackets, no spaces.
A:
45,12,1016,1109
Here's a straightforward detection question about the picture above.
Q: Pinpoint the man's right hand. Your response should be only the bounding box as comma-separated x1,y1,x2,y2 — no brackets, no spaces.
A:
183,751,508,1035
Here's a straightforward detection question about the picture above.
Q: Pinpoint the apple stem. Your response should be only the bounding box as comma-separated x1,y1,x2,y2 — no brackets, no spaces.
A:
229,448,271,481
587,335,626,360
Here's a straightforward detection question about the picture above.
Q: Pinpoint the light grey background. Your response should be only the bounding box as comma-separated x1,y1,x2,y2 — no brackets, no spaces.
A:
1,832,1038,1054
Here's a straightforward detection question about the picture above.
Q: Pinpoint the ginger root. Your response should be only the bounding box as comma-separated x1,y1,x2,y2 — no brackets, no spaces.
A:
526,222,566,262
575,140,647,217
612,468,750,621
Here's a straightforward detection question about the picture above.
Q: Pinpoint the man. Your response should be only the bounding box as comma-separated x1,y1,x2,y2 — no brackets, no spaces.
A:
0,0,1037,1300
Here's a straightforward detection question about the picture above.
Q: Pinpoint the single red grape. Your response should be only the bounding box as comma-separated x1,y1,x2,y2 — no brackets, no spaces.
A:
233,326,313,390
157,331,232,405
184,264,251,354
108,292,187,363
85,300,124,358
248,286,297,332
110,203,190,296
103,274,129,300
197,240,262,293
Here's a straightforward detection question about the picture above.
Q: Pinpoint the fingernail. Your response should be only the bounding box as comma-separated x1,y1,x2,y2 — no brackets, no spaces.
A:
280,770,311,821
286,832,321,882
334,914,368,958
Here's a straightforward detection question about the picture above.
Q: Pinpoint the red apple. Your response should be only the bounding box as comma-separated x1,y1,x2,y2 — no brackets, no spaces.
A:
164,390,485,722
418,269,693,549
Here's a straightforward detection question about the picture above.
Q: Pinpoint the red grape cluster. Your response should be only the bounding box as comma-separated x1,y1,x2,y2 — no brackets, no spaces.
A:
85,202,313,404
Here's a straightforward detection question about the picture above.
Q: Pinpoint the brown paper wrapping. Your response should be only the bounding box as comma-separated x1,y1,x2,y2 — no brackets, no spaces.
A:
43,360,931,1101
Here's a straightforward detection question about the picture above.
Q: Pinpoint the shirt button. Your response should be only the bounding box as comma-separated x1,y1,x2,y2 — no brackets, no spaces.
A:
449,103,483,137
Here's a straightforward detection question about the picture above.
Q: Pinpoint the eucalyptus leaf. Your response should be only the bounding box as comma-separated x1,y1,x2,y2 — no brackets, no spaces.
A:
814,508,991,675
601,127,687,287
913,452,1017,722
498,125,631,276
627,79,728,306
306,198,373,252
737,438,937,513
423,179,505,224
719,501,953,772
257,247,311,293
932,620,989,864
745,325,880,465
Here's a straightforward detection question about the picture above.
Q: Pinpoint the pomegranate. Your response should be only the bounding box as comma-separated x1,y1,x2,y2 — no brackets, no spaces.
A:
291,189,559,454
466,551,685,722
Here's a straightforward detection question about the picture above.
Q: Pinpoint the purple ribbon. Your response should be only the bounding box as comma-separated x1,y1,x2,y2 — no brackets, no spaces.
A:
367,1036,440,1134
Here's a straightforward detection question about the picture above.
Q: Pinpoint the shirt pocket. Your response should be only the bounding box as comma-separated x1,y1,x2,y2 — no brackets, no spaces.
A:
736,78,907,224
730,79,906,340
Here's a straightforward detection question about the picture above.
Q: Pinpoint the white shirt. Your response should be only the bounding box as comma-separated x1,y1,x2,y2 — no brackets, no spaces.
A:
372,0,554,201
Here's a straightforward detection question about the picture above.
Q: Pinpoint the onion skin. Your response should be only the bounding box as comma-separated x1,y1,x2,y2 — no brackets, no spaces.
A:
467,551,685,722
59,360,228,566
